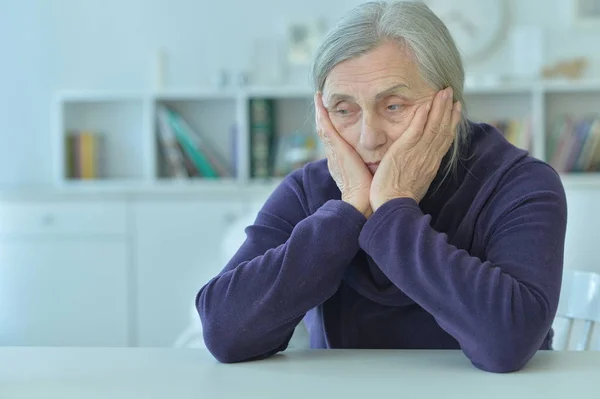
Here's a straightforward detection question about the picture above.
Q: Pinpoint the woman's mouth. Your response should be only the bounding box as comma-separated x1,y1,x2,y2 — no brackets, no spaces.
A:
366,162,380,174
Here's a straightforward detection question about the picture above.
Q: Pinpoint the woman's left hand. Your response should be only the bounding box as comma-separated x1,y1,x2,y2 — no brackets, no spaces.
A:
370,87,462,211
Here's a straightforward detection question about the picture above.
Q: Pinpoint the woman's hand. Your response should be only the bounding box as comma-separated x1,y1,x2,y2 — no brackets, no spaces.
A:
370,87,462,211
315,92,373,218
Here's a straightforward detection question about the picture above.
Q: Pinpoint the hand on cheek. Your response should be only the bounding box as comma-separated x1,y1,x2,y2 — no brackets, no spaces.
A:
314,92,374,218
369,87,462,211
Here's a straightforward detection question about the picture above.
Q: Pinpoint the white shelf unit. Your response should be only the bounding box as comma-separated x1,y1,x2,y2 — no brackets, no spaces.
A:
52,80,600,192
54,94,150,183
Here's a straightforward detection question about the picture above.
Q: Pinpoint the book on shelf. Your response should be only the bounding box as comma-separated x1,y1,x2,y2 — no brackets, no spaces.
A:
229,123,238,178
547,116,600,173
65,130,104,180
273,131,318,177
156,105,233,179
249,99,276,179
249,98,320,179
489,118,532,152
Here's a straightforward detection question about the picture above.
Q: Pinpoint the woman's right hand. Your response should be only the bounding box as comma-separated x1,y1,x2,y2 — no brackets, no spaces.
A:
315,92,373,218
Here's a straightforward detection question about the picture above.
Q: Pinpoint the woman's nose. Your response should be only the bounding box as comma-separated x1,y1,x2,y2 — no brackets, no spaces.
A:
359,115,387,151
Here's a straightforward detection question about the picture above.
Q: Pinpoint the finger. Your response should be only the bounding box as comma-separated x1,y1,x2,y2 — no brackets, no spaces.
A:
396,101,431,147
315,92,350,173
430,89,456,150
314,91,357,159
314,92,340,144
419,87,452,149
450,101,462,135
314,92,333,150
433,101,462,161
447,100,462,148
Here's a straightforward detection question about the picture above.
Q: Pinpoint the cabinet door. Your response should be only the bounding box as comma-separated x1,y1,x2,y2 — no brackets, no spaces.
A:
0,240,129,346
133,199,245,347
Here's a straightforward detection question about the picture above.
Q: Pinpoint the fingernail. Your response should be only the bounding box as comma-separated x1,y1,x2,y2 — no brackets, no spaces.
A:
426,102,431,111
456,101,462,112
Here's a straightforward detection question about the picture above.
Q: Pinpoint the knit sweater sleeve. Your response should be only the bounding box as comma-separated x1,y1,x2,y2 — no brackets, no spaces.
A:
358,161,567,373
196,168,366,363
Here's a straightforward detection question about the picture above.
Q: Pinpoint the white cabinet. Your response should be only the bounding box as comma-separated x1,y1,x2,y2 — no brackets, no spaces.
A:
133,199,246,347
0,189,273,348
0,200,130,347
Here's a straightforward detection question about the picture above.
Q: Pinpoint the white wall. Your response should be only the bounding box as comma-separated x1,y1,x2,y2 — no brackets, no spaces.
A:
0,0,45,187
2,0,600,186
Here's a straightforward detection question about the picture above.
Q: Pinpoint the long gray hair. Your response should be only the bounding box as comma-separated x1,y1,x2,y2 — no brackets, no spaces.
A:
311,0,470,180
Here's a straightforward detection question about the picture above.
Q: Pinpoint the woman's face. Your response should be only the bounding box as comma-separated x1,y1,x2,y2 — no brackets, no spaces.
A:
322,40,437,174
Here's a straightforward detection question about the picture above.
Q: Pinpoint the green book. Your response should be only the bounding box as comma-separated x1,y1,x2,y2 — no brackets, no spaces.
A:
161,106,218,178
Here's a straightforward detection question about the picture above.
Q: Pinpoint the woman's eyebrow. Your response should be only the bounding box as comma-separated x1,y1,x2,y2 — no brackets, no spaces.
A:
375,83,409,100
325,93,354,106
325,83,409,106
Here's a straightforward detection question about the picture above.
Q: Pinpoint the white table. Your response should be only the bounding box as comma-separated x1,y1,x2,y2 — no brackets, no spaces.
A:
0,347,598,398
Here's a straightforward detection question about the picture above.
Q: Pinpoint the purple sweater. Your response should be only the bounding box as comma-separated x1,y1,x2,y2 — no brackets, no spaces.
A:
196,122,567,373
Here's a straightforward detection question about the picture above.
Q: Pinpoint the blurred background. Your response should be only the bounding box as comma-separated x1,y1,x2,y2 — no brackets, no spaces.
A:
0,0,599,350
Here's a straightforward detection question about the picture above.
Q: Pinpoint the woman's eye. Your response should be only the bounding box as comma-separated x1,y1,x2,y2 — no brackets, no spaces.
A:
336,109,349,115
387,104,401,111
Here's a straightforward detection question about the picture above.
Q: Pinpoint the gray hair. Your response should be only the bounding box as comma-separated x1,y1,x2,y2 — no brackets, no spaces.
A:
311,0,471,181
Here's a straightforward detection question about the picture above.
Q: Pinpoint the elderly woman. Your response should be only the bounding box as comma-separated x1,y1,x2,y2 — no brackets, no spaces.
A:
196,1,567,372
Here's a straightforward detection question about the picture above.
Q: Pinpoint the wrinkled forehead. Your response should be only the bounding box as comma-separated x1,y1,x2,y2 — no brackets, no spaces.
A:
322,42,430,104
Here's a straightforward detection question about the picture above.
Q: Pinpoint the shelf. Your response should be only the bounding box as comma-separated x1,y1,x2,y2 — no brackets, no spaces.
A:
49,174,600,199
463,84,534,95
52,178,282,197
59,99,147,181
52,80,600,193
53,80,600,101
55,90,147,103
541,80,600,93
153,89,239,101
463,93,533,123
245,86,313,99
560,173,600,188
